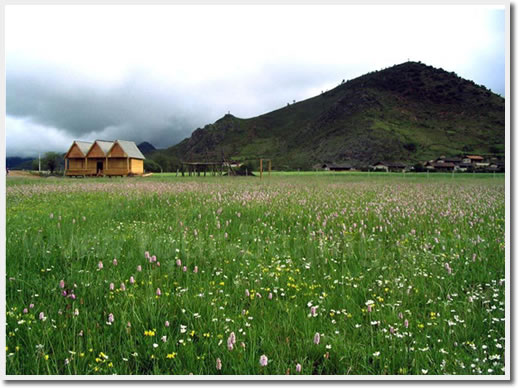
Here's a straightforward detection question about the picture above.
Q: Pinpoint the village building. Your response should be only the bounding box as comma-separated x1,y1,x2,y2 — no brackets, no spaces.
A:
371,162,407,172
321,163,353,171
64,140,145,177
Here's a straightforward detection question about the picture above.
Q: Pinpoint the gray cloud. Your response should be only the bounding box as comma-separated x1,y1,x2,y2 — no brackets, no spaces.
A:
6,62,355,156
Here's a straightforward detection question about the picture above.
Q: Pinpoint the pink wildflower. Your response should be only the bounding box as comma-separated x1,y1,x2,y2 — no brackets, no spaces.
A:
165,320,170,327
216,358,222,370
59,280,65,289
145,251,150,260
176,259,182,267
113,258,118,266
23,308,28,314
313,332,320,345
39,312,45,320
120,283,126,291
108,313,114,323
404,319,409,328
130,276,135,284
245,289,250,297
29,304,34,309
98,261,103,270
367,304,372,313
151,255,157,263
296,363,302,373
193,266,198,273
109,283,115,291
259,354,268,367
137,265,142,272
183,266,187,272
268,292,273,300
156,288,161,296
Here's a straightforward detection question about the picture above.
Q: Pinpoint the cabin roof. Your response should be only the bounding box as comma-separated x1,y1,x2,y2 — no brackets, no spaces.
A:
94,140,115,155
75,141,94,155
114,140,146,160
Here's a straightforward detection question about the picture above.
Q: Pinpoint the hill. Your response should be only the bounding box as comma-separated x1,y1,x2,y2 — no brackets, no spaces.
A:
137,141,156,156
153,62,505,170
6,157,34,170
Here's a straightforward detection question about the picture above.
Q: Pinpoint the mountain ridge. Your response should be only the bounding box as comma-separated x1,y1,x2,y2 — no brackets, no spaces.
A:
146,61,505,170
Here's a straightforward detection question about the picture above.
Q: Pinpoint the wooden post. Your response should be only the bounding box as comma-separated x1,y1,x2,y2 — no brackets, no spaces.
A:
127,157,129,175
105,157,108,176
85,157,88,175
260,159,263,180
268,160,271,177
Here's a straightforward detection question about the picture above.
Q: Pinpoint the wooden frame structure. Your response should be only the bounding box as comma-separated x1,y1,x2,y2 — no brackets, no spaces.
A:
259,159,272,179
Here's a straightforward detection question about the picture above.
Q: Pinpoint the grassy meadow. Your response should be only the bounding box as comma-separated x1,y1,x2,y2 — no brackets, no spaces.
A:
5,172,506,375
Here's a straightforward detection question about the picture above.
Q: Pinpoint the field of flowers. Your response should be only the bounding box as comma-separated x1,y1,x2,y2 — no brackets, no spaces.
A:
5,173,506,375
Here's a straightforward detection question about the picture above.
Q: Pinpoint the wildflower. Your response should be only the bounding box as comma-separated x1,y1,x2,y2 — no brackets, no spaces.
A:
161,336,167,342
39,312,46,321
296,363,302,373
313,332,320,345
74,308,79,316
78,330,84,336
23,308,28,314
156,288,162,296
398,312,403,319
404,319,409,328
120,283,126,291
216,357,222,370
193,266,198,273
227,332,236,350
165,321,170,327
137,265,142,272
153,343,158,348
367,304,372,313
268,292,273,300
166,352,177,359
113,258,118,266
127,322,131,328
107,313,114,323
151,255,157,263
64,358,69,366
245,289,250,297
62,290,67,297
130,276,135,284
59,280,65,289
98,261,103,270
156,262,160,267
29,303,34,309
373,351,380,357
389,326,395,334
256,292,262,299
69,293,76,300
183,266,187,272
176,259,182,267
260,354,268,367
109,283,115,291
145,251,150,260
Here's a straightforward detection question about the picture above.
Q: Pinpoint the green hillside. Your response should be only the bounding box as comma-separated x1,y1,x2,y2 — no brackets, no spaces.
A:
153,61,504,170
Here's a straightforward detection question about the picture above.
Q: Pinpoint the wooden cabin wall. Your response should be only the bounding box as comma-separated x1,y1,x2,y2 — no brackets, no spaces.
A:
130,159,144,174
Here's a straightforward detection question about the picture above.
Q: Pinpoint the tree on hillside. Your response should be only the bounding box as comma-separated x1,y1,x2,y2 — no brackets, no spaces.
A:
42,152,62,174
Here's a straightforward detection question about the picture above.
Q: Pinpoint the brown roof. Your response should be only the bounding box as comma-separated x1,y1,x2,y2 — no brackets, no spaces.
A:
466,155,484,160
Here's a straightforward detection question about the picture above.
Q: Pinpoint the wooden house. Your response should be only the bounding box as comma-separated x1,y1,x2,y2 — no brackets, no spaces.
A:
65,140,145,177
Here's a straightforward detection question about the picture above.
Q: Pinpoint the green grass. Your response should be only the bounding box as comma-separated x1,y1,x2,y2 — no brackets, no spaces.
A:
5,173,505,375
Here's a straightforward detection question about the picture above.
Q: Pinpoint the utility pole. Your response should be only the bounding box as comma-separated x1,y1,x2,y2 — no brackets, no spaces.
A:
39,153,41,173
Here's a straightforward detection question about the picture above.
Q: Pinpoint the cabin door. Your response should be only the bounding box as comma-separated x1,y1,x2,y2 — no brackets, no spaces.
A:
97,161,103,173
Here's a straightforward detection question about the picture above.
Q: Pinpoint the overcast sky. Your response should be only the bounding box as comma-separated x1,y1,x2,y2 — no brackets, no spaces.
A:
5,4,505,157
